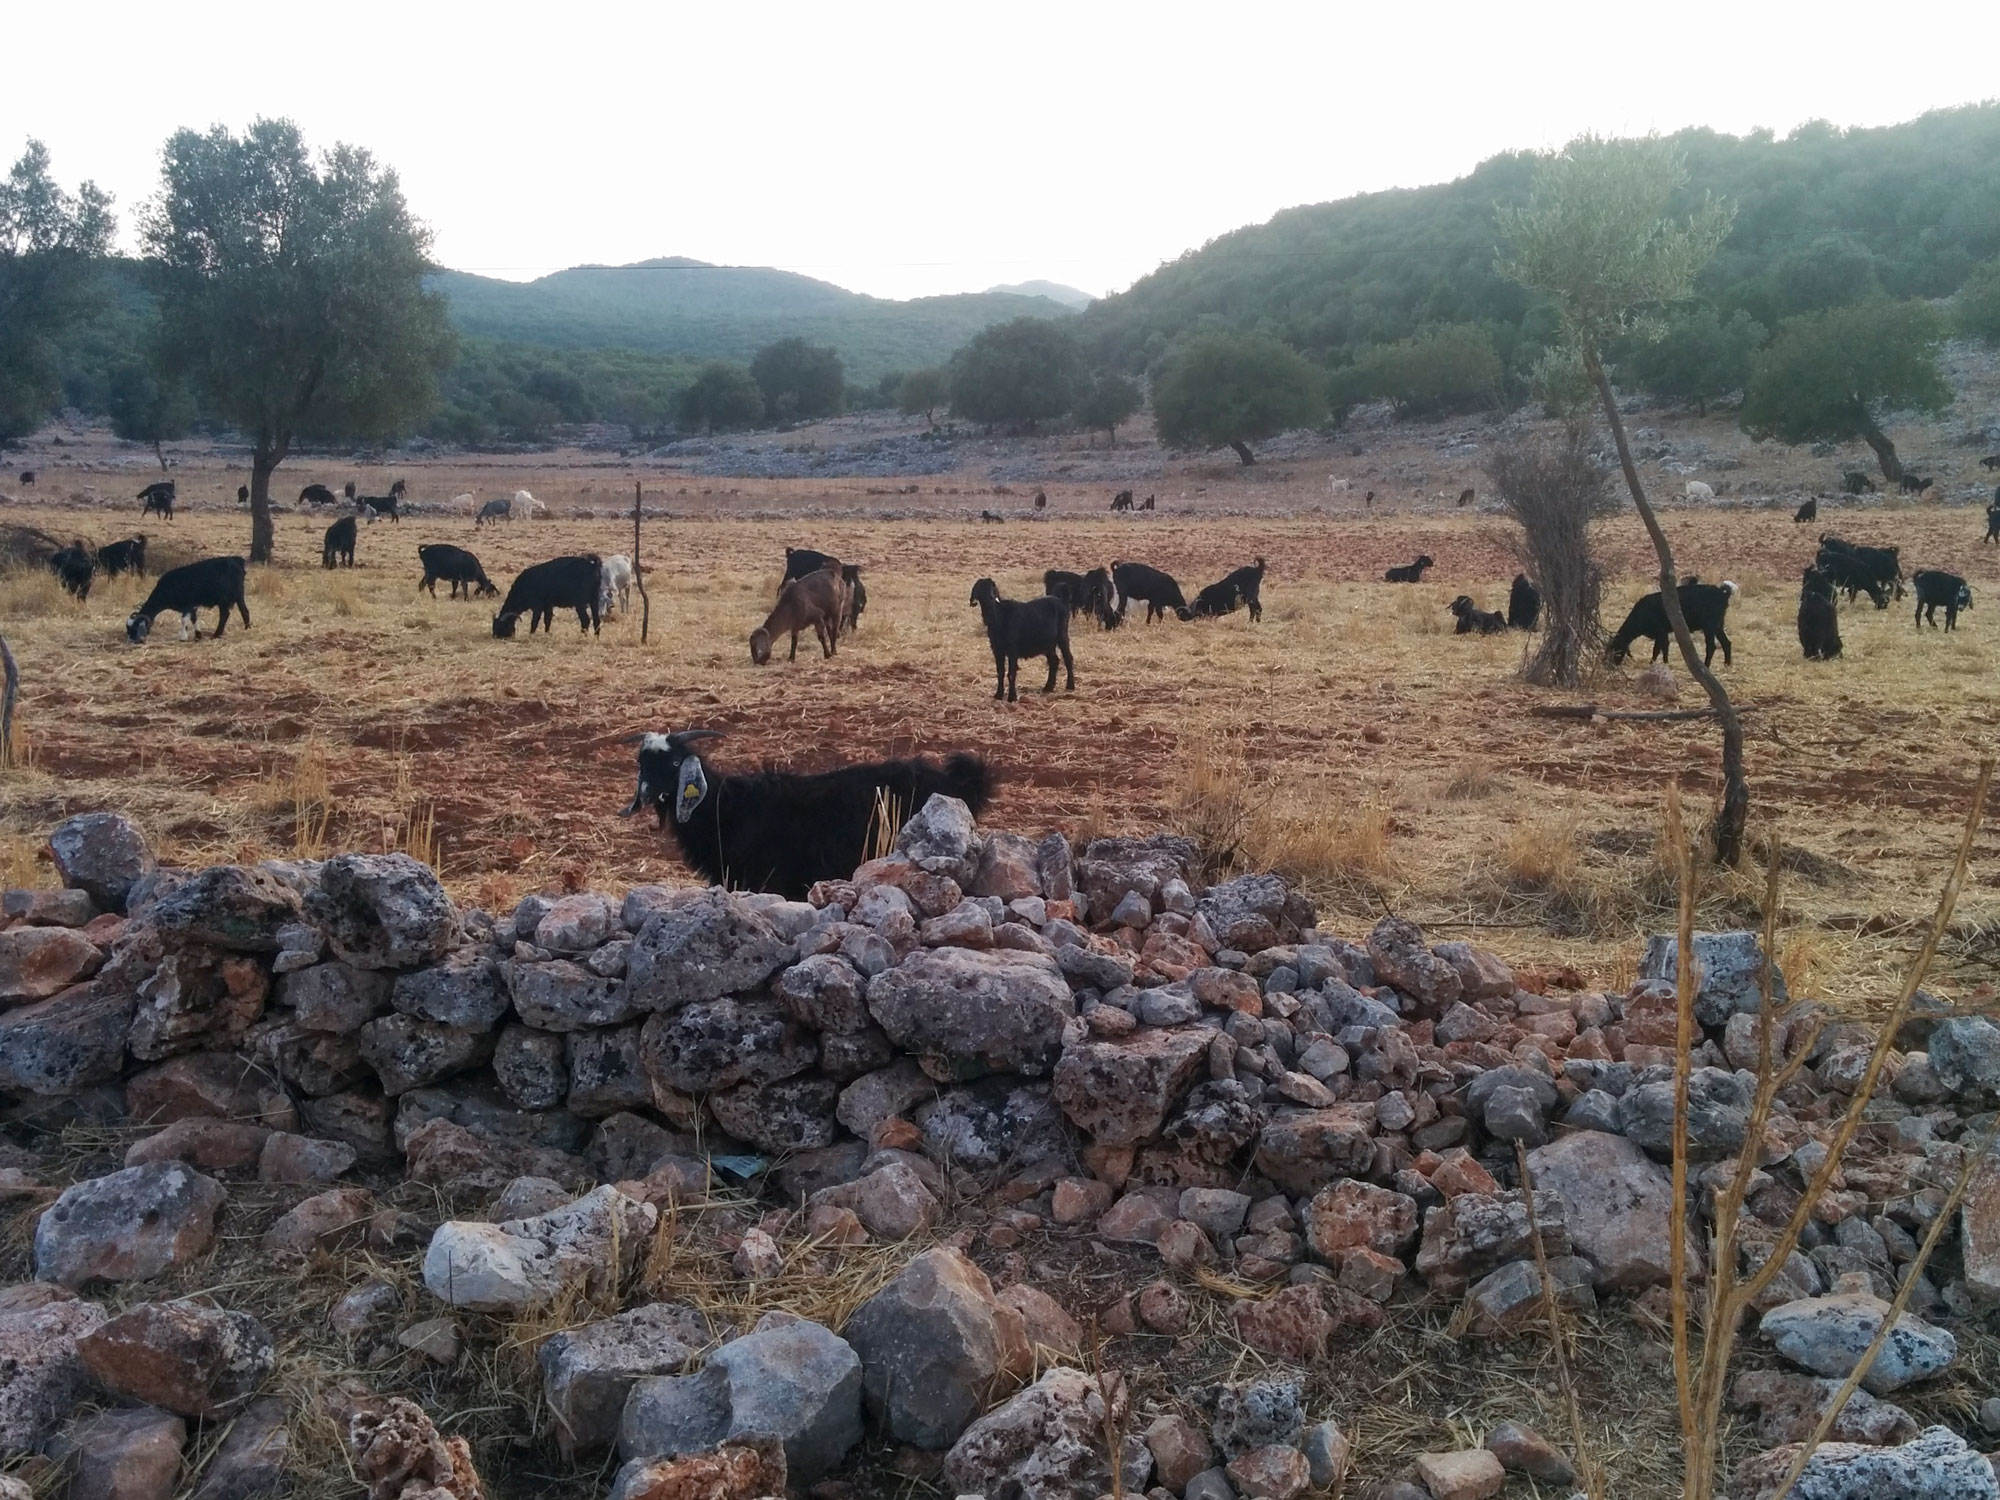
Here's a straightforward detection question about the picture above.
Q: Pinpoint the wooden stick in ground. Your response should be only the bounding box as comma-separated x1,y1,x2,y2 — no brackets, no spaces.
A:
1515,1141,1604,1500
632,479,651,643
0,634,16,767
1665,782,1699,1468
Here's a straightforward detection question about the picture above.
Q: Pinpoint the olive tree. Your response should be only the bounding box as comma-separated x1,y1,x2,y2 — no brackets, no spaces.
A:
898,366,948,427
1497,134,1749,866
1074,371,1141,446
1151,331,1324,464
144,120,455,562
1739,299,1950,481
0,141,114,446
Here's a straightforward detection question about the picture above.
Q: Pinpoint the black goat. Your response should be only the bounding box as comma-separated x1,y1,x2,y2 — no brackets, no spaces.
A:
1985,504,2000,544
493,555,602,638
1982,454,2000,470
236,485,249,505
1448,595,1506,635
1898,473,1930,494
300,483,338,507
1507,574,1541,631
1044,569,1091,615
1797,568,1842,661
1190,558,1267,622
1384,555,1434,583
126,557,249,643
1607,580,1737,667
475,498,512,526
1110,490,1133,512
1110,561,1191,623
1457,488,1474,507
780,549,865,630
1913,569,1973,630
1046,567,1119,628
418,544,498,600
970,578,1075,701
138,480,175,519
49,542,93,600
17,471,33,486
979,510,1004,524
96,536,147,578
1140,494,1155,510
1794,498,1818,523
618,729,994,900
1841,472,1875,495
356,492,400,523
322,515,356,569
1816,535,1904,605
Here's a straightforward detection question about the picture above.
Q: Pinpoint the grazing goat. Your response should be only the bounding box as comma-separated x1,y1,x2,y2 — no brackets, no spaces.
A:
1981,454,2000,471
1046,567,1120,628
510,489,545,522
1985,503,2000,544
126,557,249,643
322,515,357,569
752,569,846,665
1685,480,1714,501
1507,574,1541,630
1110,490,1133,512
492,555,603,638
49,542,93,600
1140,494,1155,510
1384,554,1434,583
1033,489,1047,510
1797,567,1842,661
417,544,497,600
1457,488,1474,507
1607,579,1737,667
236,485,249,505
1190,558,1267,622
618,729,994,899
1448,595,1506,635
1816,535,1903,605
1913,569,1973,630
1898,473,1929,494
970,578,1074,701
1794,498,1818,523
1841,472,1875,495
1364,490,1375,508
355,487,400,523
781,549,865,630
476,498,512,526
598,553,635,617
138,480,175,519
1110,561,1191,623
980,510,1004,524
95,536,146,578
17,471,33,486
300,483,338,507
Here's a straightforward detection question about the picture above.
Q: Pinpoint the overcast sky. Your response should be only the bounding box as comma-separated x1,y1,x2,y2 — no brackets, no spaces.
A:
8,2,1996,302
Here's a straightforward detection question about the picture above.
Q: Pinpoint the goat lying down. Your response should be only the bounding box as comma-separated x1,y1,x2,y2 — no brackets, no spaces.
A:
618,729,995,899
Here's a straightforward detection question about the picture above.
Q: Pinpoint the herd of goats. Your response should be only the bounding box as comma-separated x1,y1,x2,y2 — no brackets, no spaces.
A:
24,474,2000,691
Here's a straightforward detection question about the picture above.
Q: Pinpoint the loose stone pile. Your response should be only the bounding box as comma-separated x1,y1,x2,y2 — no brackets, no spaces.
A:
3,800,1998,1499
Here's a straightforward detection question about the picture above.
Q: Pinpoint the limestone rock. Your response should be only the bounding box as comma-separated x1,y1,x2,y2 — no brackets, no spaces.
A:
844,1246,1012,1448
1526,1129,1685,1289
34,1162,227,1288
539,1301,713,1456
625,889,792,1014
0,1289,107,1454
1414,1447,1505,1500
606,1438,783,1500
77,1299,276,1416
1730,1369,1919,1447
1639,929,1786,1027
1760,1291,1957,1395
1413,1189,1571,1291
47,1405,185,1500
0,981,134,1093
1731,1425,1999,1500
866,947,1073,1080
0,925,104,1004
1052,1026,1211,1146
49,811,156,913
807,1161,939,1240
422,1186,657,1313
344,1396,486,1500
1366,915,1461,1015
941,1366,1126,1500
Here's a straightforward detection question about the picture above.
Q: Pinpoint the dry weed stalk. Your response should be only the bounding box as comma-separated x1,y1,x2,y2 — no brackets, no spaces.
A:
1514,1141,1605,1500
292,740,332,858
1670,756,1994,1500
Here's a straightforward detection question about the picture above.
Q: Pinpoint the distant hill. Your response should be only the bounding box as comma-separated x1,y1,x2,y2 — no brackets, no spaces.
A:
431,258,1076,383
1080,103,2000,376
986,280,1094,309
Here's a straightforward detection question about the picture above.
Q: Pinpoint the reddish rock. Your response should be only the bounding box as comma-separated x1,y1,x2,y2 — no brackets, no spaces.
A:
1486,1420,1577,1485
1052,1027,1211,1147
34,1162,227,1288
344,1396,488,1500
263,1187,376,1253
1232,1285,1336,1362
1252,1105,1378,1195
0,925,103,1004
47,1405,185,1500
1051,1176,1114,1225
1227,1443,1311,1499
1414,1448,1504,1500
125,1119,272,1171
996,1284,1081,1358
78,1300,276,1416
1156,1218,1216,1272
1339,1247,1405,1302
1428,1149,1498,1199
1097,1192,1172,1244
1136,1280,1190,1334
1303,1179,1420,1260
125,1052,296,1129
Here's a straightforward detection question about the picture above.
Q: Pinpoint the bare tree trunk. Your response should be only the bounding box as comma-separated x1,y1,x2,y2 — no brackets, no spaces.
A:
0,635,16,769
249,438,282,565
1857,414,1902,482
154,440,168,472
1229,440,1255,465
1585,346,1748,865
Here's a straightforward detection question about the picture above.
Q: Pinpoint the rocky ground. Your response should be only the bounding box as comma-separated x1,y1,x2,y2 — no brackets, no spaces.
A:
4,796,2000,1500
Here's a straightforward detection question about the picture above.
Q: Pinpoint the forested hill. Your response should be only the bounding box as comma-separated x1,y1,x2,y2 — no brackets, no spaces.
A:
1080,103,2000,375
431,258,1075,384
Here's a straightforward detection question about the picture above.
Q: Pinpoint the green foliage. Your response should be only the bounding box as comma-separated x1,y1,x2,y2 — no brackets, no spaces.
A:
1151,331,1325,463
430,339,703,445
1345,323,1502,416
1959,258,2000,344
750,337,844,422
1529,342,1596,420
1082,105,2000,375
947,317,1086,427
433,259,1076,386
1498,135,1735,350
144,121,455,457
1618,307,1765,412
899,367,948,424
105,360,194,453
1074,371,1141,439
1740,298,1950,475
0,140,115,444
1766,234,1880,319
676,360,766,433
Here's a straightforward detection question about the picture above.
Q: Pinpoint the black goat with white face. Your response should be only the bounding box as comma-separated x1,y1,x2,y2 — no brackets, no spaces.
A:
618,730,995,900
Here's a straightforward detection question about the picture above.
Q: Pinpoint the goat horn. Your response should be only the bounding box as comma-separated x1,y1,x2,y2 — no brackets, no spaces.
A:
672,729,724,745
614,732,653,745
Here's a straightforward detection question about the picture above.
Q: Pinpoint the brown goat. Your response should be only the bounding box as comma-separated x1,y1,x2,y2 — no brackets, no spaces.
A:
751,567,848,664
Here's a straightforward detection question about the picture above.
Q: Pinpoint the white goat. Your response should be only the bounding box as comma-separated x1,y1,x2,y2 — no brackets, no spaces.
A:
598,553,634,616
1685,480,1715,502
510,488,547,522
